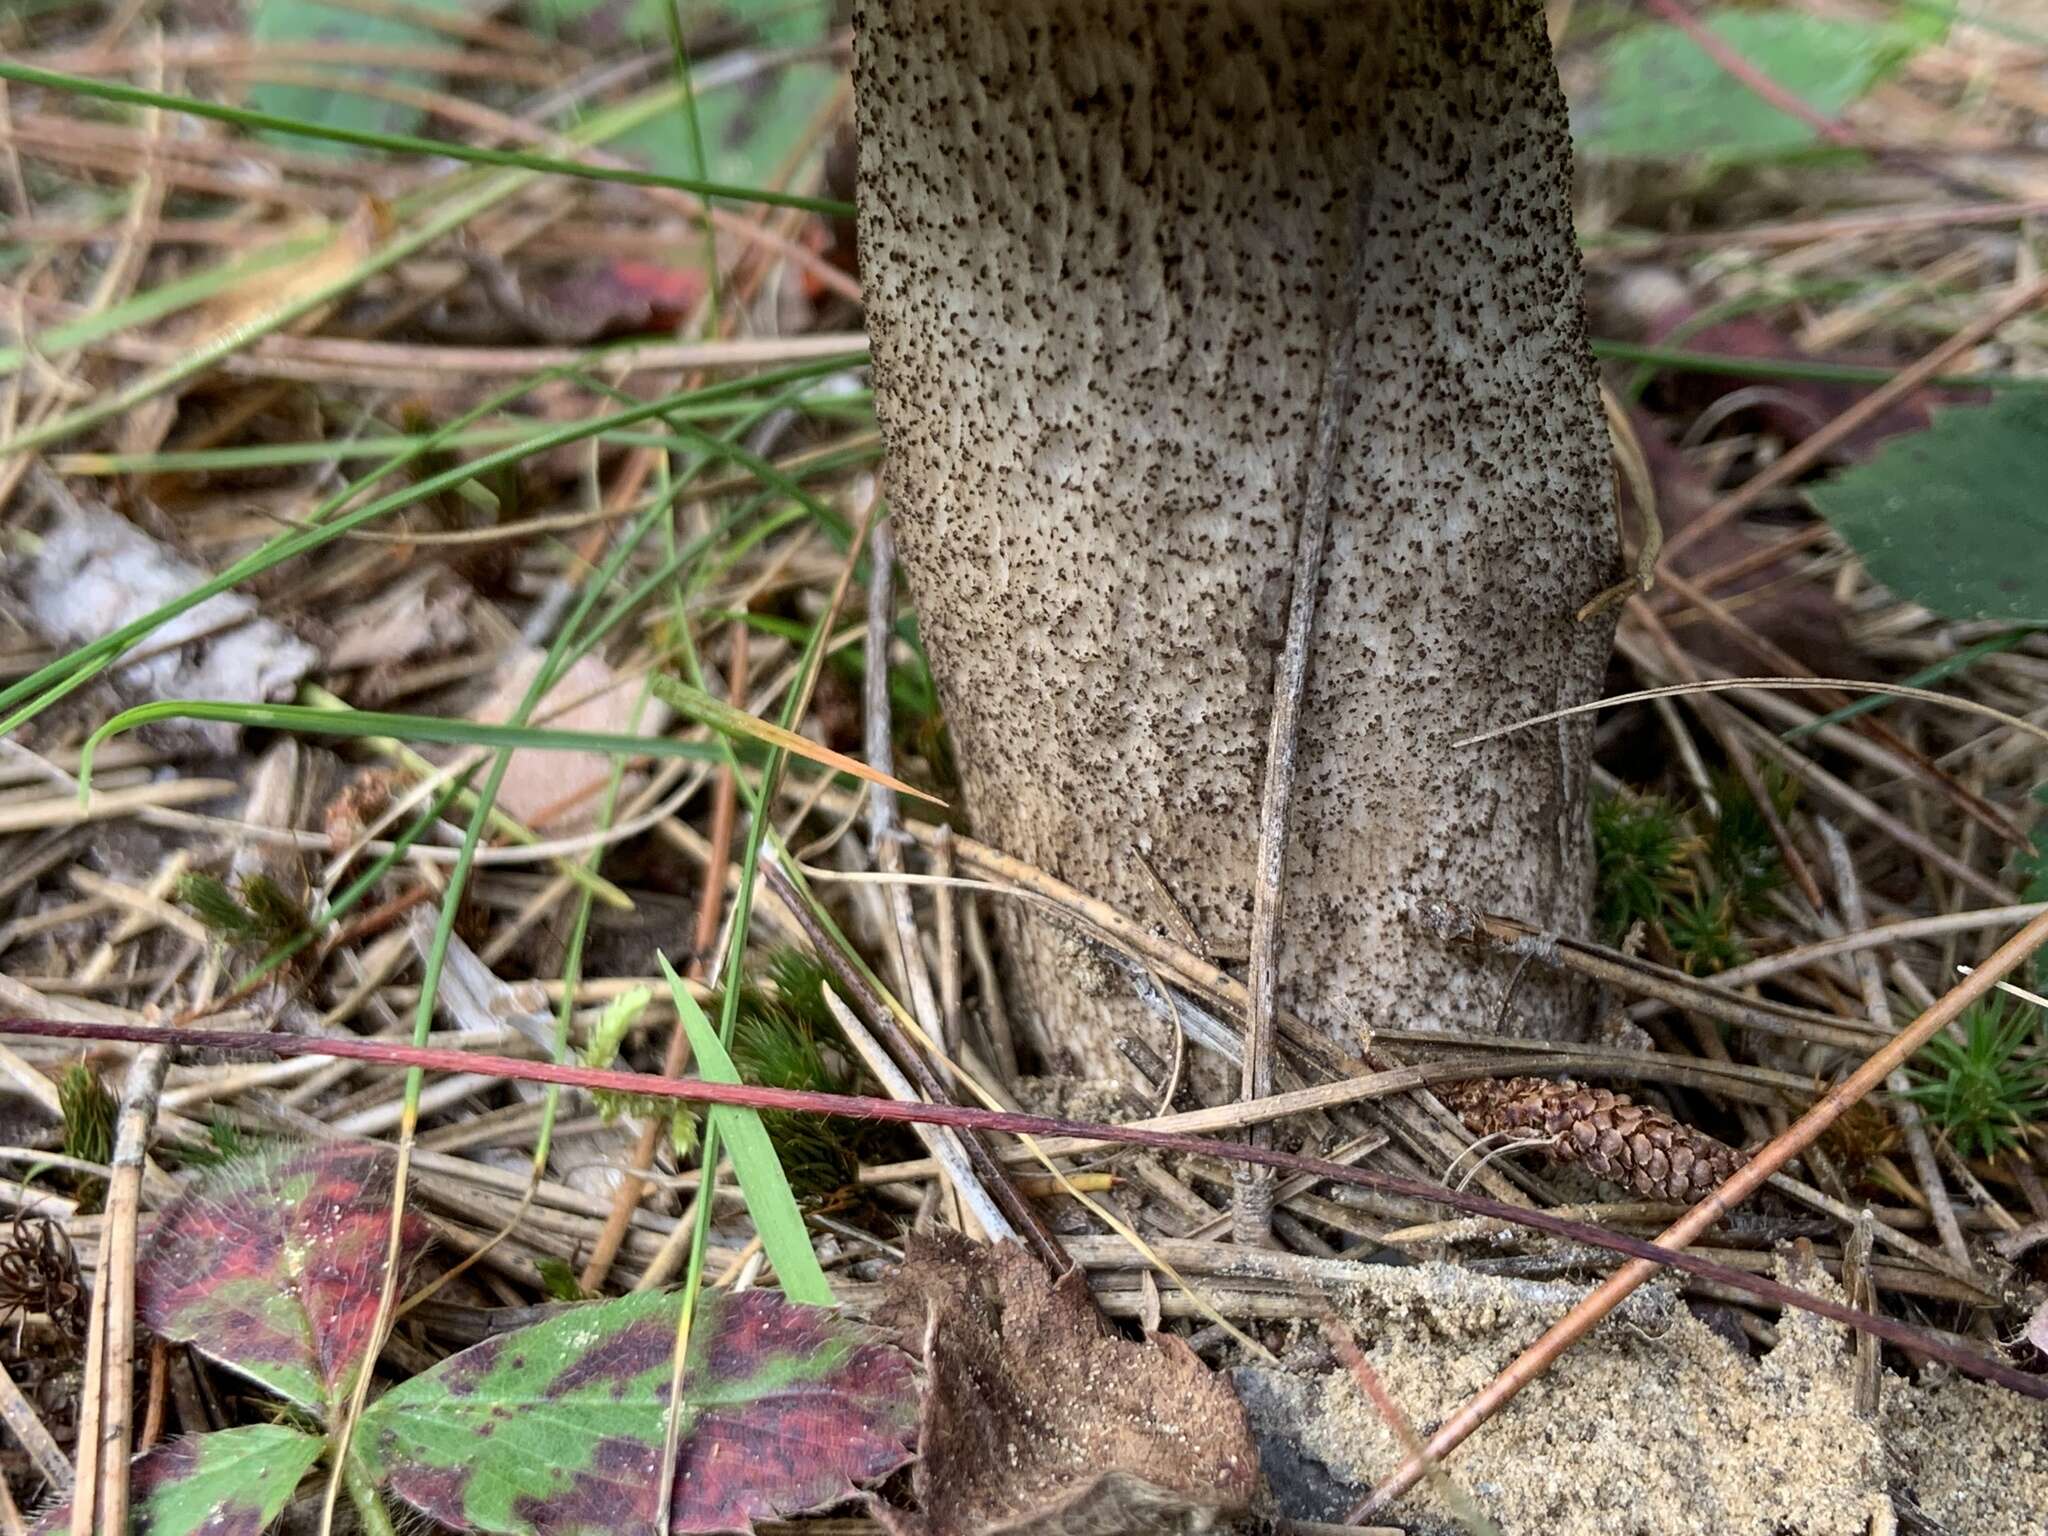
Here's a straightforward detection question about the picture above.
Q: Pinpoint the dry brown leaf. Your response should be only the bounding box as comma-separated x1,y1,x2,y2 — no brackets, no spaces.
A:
471,648,666,832
876,1230,1259,1536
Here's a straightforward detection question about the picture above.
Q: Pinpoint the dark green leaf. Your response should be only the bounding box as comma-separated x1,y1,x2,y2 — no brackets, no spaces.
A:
1809,395,2048,622
248,0,470,149
1576,11,1919,163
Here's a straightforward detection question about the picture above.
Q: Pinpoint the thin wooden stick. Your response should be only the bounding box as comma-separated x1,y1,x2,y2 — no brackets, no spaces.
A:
861,522,946,1073
861,523,959,1236
67,1223,110,1536
91,1045,170,1536
818,986,1012,1241
1424,904,1884,1050
1234,189,1364,1245
1821,821,1973,1275
1354,905,2048,1517
0,1357,70,1490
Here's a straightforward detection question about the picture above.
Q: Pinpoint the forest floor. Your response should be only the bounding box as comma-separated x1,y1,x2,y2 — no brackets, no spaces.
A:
1,1,2046,1534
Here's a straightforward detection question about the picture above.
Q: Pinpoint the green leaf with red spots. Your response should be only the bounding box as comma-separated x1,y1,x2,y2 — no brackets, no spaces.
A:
32,1425,324,1536
356,1287,917,1535
137,1141,432,1416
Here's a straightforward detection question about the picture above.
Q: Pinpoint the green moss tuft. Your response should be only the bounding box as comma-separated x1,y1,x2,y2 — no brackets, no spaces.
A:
1593,770,1797,975
1905,1000,2046,1162
1593,792,1690,943
175,871,312,949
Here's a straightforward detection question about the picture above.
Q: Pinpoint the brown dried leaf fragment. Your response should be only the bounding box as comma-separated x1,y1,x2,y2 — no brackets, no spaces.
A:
876,1230,1259,1536
1440,1076,1744,1204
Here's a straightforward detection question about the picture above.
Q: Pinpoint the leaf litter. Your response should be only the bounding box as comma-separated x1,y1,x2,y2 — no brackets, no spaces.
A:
4,0,2048,1533
874,1231,1258,1536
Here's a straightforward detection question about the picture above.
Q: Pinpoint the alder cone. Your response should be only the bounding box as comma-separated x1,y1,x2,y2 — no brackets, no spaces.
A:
1441,1076,1744,1204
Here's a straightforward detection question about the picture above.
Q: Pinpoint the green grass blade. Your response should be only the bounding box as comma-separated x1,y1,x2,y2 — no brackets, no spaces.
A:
0,235,326,373
49,400,871,475
0,70,858,459
0,358,859,733
77,701,727,797
0,61,852,216
296,686,634,910
0,167,527,455
1590,337,2048,391
657,953,833,1305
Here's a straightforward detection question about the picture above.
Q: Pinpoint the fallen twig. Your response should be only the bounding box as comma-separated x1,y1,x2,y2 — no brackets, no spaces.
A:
1354,904,2048,1516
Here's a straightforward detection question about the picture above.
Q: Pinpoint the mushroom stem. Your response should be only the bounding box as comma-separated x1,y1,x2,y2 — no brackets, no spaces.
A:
854,0,1620,1072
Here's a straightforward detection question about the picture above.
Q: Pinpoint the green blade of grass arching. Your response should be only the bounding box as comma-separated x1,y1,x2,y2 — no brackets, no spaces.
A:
1785,626,2042,739
0,62,853,218
75,699,931,806
79,702,710,792
0,71,860,460
657,953,832,1305
0,366,563,729
296,686,633,911
660,3,725,318
48,395,871,475
0,357,862,736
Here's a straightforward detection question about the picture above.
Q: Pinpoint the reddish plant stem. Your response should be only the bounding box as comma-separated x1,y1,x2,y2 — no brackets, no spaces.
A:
4,1011,2043,1403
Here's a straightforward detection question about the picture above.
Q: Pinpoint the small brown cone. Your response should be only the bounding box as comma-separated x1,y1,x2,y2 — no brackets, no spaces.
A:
1439,1077,1744,1204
